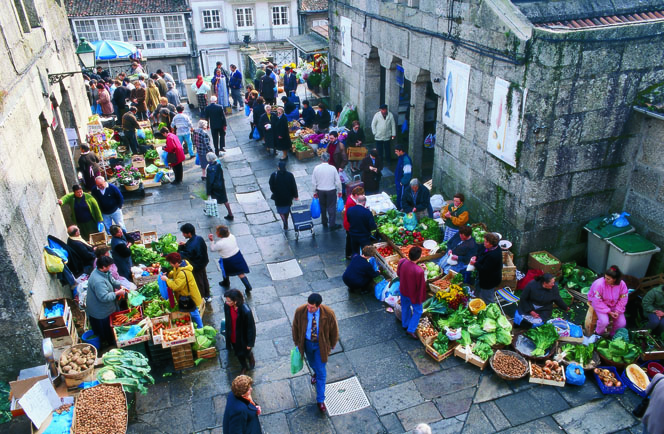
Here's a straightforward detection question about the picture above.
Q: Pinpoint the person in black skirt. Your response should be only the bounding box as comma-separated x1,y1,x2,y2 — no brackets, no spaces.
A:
223,289,256,375
208,225,253,295
205,152,234,220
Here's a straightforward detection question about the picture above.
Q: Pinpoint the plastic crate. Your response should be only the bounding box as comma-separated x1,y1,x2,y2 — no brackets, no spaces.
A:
620,371,648,398
594,366,626,394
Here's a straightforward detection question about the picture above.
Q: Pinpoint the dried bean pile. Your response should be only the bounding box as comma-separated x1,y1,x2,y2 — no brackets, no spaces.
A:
492,351,527,377
74,384,127,434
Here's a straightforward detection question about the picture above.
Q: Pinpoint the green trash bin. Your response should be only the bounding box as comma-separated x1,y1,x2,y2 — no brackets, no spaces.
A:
606,233,661,278
584,217,634,274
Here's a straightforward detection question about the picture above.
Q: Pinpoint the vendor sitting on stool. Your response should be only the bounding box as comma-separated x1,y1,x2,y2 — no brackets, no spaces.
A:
437,225,478,275
401,178,432,221
516,273,569,327
342,246,380,293
643,284,664,336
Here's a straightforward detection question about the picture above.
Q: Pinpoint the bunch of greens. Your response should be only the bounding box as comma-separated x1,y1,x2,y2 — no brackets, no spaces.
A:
423,297,448,316
597,333,642,364
531,252,559,265
418,218,442,242
153,233,178,255
559,262,596,294
561,343,595,367
525,323,559,356
451,273,464,286
432,332,449,354
375,209,403,227
143,299,176,318
472,226,486,244
130,244,163,265
145,149,159,160
437,306,474,329
139,281,160,300
473,342,493,361
98,349,154,394
192,326,218,351
423,262,441,280
377,223,399,239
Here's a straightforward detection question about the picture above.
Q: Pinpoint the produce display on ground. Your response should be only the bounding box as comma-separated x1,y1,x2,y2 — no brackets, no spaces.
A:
596,330,642,364
560,343,596,368
491,350,528,378
59,345,96,375
376,245,394,257
525,324,560,357
97,349,154,394
531,360,564,382
143,299,176,318
111,308,142,326
594,367,622,388
419,262,442,280
192,326,218,351
74,384,127,434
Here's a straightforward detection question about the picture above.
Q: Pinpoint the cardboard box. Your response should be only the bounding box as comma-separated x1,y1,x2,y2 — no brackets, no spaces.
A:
295,148,315,160
88,232,108,247
50,317,78,348
38,299,71,331
41,310,72,339
529,361,566,387
347,146,368,161
454,345,488,370
9,365,50,417
502,251,516,280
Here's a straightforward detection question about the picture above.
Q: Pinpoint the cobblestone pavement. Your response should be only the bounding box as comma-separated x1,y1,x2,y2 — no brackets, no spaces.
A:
113,110,643,433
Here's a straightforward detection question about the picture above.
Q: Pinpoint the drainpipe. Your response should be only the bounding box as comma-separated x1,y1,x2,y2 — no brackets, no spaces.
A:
185,12,201,77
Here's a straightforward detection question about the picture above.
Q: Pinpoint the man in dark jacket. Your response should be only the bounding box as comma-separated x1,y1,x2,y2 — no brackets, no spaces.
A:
223,375,262,434
112,81,131,125
178,223,211,301
346,196,377,255
110,225,133,281
471,232,503,304
66,225,95,276
342,245,379,293
203,96,227,155
229,64,244,109
78,144,101,191
283,66,298,96
122,106,141,154
315,103,331,131
91,176,125,233
301,100,316,128
260,69,276,105
259,105,276,154
401,178,432,220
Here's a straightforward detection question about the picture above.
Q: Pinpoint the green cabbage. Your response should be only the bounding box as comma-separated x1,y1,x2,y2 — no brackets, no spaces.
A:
496,329,513,345
497,315,512,331
482,318,497,333
468,323,485,338
485,303,501,320
478,333,497,346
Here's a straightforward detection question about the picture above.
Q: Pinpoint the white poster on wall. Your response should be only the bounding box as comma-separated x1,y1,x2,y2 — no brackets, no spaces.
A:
442,58,471,135
340,16,352,67
486,77,527,167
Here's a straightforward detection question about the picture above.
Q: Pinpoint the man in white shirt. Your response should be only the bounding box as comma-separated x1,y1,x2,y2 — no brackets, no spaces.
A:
312,152,342,230
371,104,396,162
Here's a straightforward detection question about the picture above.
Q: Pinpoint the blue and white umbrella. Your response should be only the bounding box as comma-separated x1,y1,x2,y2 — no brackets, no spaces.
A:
91,40,137,60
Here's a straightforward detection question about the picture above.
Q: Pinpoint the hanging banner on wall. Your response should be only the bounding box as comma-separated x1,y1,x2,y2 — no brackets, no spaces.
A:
340,16,352,67
395,65,404,88
487,77,527,168
442,58,471,135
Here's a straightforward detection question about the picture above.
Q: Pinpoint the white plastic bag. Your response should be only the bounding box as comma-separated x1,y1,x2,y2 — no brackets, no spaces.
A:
204,198,219,217
430,194,446,211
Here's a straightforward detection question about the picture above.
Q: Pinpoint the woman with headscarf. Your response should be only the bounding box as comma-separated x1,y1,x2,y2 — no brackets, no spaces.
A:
269,160,299,231
191,75,210,115
211,68,230,108
96,84,113,116
145,78,161,113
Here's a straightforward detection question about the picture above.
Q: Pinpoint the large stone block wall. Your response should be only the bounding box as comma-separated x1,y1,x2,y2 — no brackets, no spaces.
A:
622,112,664,274
0,1,91,380
329,0,664,267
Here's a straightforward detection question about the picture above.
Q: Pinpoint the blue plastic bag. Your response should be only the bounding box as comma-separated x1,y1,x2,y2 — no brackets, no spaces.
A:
244,105,251,116
401,119,408,133
158,273,169,299
136,128,146,140
195,153,200,166
218,257,227,278
403,213,418,231
613,212,630,228
368,257,379,272
337,196,345,213
97,222,105,232
310,198,321,219
566,363,586,386
252,126,260,140
374,278,389,300
155,171,164,182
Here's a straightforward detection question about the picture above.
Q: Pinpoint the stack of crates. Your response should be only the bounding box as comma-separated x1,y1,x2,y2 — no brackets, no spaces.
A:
38,299,78,359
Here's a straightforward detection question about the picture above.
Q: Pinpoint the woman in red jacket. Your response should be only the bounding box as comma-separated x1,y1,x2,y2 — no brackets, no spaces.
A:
343,186,364,259
161,127,186,185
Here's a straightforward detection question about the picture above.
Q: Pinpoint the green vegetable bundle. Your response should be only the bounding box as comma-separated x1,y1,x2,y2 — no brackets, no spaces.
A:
192,326,218,351
596,334,642,364
153,233,178,255
432,332,449,354
531,253,559,265
139,281,160,301
472,226,486,244
525,323,559,357
144,299,176,318
473,342,493,361
98,349,154,394
561,343,595,367
423,297,448,316
418,218,442,242
130,244,163,265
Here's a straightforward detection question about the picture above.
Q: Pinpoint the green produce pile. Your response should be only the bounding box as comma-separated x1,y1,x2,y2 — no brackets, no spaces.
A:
192,326,218,351
130,244,166,267
97,349,154,394
293,139,310,152
531,252,559,266
472,226,486,244
525,323,559,357
423,297,449,316
144,299,176,317
0,383,11,424
561,343,595,367
139,281,160,301
559,262,596,294
419,218,442,242
145,149,159,160
153,233,179,256
423,262,441,280
376,210,444,245
432,332,449,354
596,329,642,364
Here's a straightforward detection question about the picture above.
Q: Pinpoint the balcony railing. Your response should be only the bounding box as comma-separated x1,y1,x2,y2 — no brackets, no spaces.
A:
228,26,298,44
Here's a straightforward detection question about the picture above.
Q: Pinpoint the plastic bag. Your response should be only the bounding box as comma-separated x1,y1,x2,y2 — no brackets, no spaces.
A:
43,405,74,434
195,153,200,166
424,134,433,148
43,250,64,273
401,119,408,133
290,347,303,374
403,213,418,231
310,198,321,219
252,126,261,140
430,194,445,211
158,273,169,299
244,105,251,116
374,279,389,300
339,170,350,184
97,222,105,232
336,196,345,213
613,212,630,228
446,327,462,341
566,363,586,386
368,257,379,272
204,198,219,217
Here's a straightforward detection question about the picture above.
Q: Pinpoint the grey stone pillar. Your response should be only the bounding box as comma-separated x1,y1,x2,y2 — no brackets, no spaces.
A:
408,81,427,179
39,115,68,198
359,52,381,134
378,49,400,149
49,98,78,188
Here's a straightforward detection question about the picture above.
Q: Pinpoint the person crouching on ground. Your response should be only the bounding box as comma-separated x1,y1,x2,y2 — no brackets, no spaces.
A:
342,245,380,293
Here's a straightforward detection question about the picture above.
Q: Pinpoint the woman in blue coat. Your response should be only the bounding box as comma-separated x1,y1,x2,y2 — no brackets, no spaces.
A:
223,375,262,434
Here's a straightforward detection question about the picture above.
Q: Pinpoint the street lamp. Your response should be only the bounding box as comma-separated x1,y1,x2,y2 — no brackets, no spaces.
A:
48,38,97,85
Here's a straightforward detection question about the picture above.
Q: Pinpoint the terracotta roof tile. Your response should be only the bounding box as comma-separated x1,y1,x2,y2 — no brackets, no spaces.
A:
300,0,328,12
535,9,664,30
66,0,190,17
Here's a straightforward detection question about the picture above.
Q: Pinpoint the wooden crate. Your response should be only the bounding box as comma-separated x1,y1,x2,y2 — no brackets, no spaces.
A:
51,317,78,348
39,298,71,331
528,250,561,274
502,251,516,280
142,231,158,246
500,277,517,291
132,155,146,168
640,274,664,293
171,344,194,370
428,270,458,295
454,345,488,370
113,326,150,348
109,307,143,327
194,347,217,360
295,148,315,160
528,361,566,387
150,315,169,345
134,274,158,288
347,146,368,161
161,312,196,348
89,232,108,247
421,336,457,362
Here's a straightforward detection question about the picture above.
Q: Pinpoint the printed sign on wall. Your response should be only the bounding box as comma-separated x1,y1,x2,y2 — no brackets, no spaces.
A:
442,58,471,135
486,77,527,167
340,17,352,67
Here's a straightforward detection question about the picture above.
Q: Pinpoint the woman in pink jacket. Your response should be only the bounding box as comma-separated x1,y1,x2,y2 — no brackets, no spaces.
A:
588,265,628,336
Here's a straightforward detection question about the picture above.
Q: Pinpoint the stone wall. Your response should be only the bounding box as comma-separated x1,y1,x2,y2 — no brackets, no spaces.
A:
622,111,664,274
328,0,664,267
0,0,91,380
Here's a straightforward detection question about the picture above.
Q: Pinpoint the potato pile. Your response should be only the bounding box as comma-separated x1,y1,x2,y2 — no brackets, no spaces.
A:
492,351,527,377
417,317,437,339
60,345,95,374
531,360,564,382
74,384,127,434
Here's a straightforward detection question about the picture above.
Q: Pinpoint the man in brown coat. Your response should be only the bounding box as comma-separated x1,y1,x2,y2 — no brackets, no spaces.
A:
292,293,339,413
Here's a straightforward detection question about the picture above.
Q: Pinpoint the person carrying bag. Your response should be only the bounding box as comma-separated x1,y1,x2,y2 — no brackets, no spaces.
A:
160,252,204,328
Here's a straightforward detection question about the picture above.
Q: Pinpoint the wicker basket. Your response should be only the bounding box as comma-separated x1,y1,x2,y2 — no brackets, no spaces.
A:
58,343,97,385
557,347,600,371
124,183,140,191
512,329,558,361
490,350,529,380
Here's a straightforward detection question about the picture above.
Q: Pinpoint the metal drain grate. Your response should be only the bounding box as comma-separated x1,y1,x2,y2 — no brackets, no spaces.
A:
324,376,370,416
266,259,303,280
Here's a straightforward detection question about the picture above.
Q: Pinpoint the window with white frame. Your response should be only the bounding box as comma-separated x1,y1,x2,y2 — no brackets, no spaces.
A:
312,19,328,27
142,16,165,49
235,8,253,28
119,17,142,47
164,15,186,47
271,6,288,26
74,19,98,41
97,18,120,40
202,9,221,30
170,65,182,82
